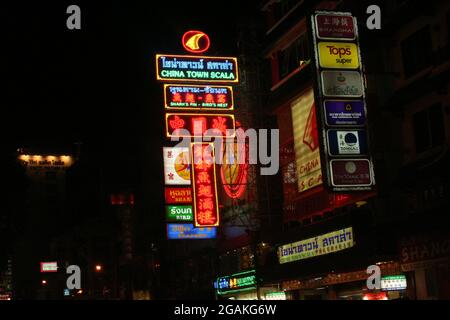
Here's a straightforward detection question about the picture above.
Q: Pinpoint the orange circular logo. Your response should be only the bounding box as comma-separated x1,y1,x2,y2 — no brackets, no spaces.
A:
182,30,210,54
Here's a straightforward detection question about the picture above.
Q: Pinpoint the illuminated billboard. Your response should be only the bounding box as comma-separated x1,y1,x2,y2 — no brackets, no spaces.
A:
164,84,234,110
191,143,220,227
381,275,407,291
215,270,256,295
163,147,191,185
318,42,359,69
156,54,239,83
278,227,354,264
166,205,193,222
291,88,323,193
315,14,356,40
165,113,235,138
40,262,58,273
165,187,192,204
167,223,216,239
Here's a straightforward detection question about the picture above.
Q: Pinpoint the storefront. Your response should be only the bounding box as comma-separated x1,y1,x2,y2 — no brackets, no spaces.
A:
399,233,450,299
281,262,406,300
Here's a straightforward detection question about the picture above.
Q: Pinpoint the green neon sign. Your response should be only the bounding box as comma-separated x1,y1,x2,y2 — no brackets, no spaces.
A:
166,205,193,222
215,270,257,295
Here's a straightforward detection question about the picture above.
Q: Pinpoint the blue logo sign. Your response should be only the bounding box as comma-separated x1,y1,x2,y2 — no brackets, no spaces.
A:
167,223,217,239
327,130,368,156
324,100,365,126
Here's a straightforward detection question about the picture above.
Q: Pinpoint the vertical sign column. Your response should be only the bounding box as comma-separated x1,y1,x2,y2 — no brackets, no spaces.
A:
309,11,375,192
156,31,239,238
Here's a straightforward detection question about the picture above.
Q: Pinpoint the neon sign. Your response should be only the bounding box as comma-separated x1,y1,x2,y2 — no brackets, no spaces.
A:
165,187,192,204
216,270,257,295
167,223,216,239
220,142,248,199
156,54,239,83
191,143,220,227
165,113,235,138
166,205,193,222
164,84,234,110
182,30,210,54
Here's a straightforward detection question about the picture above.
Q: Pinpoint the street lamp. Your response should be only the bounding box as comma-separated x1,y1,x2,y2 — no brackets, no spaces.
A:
41,280,47,285
95,264,102,272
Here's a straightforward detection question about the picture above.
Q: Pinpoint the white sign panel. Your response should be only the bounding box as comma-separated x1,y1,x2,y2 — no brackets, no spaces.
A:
163,147,191,185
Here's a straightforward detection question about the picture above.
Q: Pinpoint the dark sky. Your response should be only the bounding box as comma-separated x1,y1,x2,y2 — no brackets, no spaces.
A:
4,0,260,174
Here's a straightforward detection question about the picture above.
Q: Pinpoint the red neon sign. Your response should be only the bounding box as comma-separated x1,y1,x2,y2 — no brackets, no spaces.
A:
220,142,248,199
166,113,235,138
164,84,234,110
191,143,219,227
182,30,210,54
165,187,193,204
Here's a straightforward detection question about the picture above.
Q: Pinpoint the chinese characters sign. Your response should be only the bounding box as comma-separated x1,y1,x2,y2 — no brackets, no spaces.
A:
156,54,239,83
165,113,235,138
164,84,234,110
315,14,356,40
191,143,219,227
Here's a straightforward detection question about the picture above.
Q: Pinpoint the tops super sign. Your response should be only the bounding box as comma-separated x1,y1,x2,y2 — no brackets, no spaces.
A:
182,31,210,54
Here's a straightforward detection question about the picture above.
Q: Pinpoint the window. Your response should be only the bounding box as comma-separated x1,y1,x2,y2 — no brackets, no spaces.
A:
413,104,445,154
401,26,432,78
278,34,310,78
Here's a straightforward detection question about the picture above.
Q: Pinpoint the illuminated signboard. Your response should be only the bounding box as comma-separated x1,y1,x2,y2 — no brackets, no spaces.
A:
156,54,239,83
291,88,323,193
381,275,407,291
167,223,216,239
310,11,375,192
330,159,373,187
220,142,248,199
324,100,366,126
318,42,359,69
40,262,58,273
163,147,191,185
216,270,257,295
363,292,388,300
191,143,220,227
315,14,356,40
327,130,368,156
165,187,192,204
19,155,73,169
166,205,193,222
320,71,363,97
182,30,210,54
265,292,287,300
166,113,235,138
164,84,234,110
278,227,354,264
